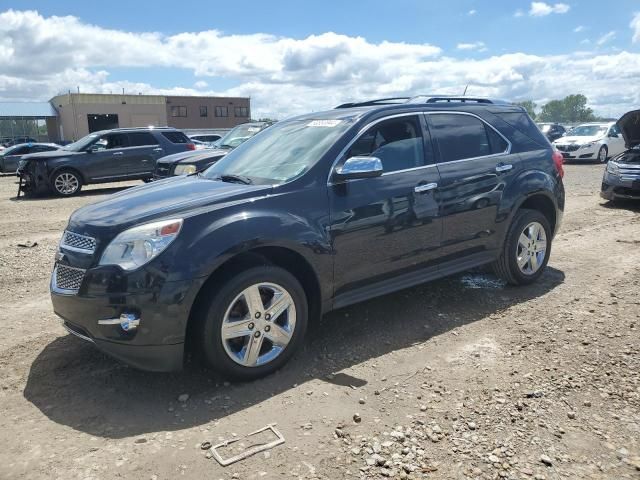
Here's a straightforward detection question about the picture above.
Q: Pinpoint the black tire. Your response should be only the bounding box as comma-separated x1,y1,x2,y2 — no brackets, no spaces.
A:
195,265,308,380
597,145,608,164
51,169,82,196
492,209,552,285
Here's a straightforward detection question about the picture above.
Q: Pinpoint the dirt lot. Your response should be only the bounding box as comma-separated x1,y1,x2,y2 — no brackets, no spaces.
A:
0,164,638,480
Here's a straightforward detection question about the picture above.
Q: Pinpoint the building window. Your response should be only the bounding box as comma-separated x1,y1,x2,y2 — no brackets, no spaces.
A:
234,107,249,117
199,106,208,117
171,106,187,117
215,106,229,117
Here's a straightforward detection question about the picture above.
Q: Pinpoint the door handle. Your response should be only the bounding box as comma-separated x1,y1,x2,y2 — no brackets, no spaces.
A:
153,148,163,152
112,151,124,156
414,182,438,193
495,163,513,173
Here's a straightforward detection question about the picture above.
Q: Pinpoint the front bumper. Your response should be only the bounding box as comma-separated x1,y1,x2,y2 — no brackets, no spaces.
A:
555,145,596,160
51,268,205,372
600,170,640,201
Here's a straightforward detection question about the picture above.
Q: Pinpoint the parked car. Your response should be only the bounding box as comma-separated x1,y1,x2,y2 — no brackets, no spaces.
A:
17,127,194,196
189,134,222,144
0,142,60,173
51,96,564,379
552,122,625,163
153,121,272,179
537,122,566,142
601,109,640,202
1,136,37,147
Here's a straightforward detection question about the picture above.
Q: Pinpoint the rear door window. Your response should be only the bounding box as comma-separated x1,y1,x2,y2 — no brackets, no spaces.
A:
128,132,159,146
429,114,507,163
161,131,191,144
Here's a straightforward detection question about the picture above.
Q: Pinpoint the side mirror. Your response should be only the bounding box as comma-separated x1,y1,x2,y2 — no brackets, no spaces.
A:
608,133,619,138
334,156,383,181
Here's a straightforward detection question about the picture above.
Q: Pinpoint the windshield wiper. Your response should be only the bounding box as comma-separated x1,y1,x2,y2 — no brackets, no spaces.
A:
216,174,253,185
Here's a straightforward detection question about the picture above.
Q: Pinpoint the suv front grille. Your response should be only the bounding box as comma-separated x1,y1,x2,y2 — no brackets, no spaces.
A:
556,144,580,152
61,231,97,253
54,264,86,292
619,164,640,181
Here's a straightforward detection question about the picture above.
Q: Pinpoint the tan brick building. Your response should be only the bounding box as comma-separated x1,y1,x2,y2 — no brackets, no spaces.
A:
50,93,251,141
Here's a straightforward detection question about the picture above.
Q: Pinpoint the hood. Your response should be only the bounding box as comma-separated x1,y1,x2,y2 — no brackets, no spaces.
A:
68,175,271,232
21,149,79,161
157,149,229,166
553,135,602,145
617,109,640,148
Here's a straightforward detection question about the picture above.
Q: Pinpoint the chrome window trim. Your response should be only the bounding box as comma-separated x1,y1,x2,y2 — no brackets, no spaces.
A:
327,110,512,185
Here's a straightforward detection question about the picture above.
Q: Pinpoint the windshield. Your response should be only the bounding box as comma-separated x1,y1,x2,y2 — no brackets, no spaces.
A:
569,125,607,137
62,134,99,152
217,124,265,148
203,118,353,185
0,144,25,156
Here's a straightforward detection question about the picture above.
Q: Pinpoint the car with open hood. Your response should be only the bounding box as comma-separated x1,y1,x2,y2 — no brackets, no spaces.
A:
601,109,640,202
50,95,564,379
552,122,626,163
153,121,272,179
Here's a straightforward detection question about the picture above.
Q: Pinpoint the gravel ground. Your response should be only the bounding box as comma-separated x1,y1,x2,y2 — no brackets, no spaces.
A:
0,164,638,480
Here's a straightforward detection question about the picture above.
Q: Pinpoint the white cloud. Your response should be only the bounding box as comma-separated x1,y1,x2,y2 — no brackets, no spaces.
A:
456,41,487,52
529,2,570,16
0,9,638,119
631,12,640,43
468,9,477,16
573,26,585,33
514,10,525,17
597,31,616,45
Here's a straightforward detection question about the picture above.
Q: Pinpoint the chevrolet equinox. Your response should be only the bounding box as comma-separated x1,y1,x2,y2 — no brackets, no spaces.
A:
51,96,565,380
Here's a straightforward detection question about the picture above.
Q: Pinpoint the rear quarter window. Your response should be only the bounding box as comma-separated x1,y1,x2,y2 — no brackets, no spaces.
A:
494,111,549,146
161,132,191,144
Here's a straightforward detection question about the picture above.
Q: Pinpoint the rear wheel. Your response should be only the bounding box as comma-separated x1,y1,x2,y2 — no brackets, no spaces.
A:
196,265,308,380
597,145,608,163
51,170,82,196
493,209,552,285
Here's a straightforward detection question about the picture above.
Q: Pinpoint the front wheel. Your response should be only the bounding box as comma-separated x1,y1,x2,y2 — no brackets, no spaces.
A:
196,265,308,380
597,145,608,164
51,170,82,196
492,209,552,285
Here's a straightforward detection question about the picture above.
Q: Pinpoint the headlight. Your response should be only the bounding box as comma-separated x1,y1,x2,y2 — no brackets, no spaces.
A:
174,164,197,175
99,219,183,270
580,142,596,149
606,162,620,177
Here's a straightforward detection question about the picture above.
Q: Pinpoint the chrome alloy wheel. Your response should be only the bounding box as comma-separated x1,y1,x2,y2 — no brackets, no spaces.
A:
517,221,547,275
598,146,607,163
221,282,296,367
54,172,79,195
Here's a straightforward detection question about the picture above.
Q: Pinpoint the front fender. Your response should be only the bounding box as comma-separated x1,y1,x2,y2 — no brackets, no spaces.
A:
167,186,333,301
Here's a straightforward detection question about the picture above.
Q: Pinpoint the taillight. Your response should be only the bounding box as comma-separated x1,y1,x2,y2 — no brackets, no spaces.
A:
186,143,196,151
552,150,564,178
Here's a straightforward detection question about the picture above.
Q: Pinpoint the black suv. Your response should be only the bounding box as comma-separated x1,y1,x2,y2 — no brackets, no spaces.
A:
601,109,640,202
17,127,194,196
153,122,272,179
51,96,564,379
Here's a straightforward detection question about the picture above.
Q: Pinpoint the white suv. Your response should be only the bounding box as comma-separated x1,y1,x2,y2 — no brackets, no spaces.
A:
553,122,626,163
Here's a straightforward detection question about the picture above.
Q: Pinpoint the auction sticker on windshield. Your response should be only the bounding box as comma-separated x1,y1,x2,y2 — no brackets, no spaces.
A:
308,120,342,127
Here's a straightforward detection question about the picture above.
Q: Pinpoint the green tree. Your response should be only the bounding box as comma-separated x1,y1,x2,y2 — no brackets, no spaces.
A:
515,100,537,120
538,94,595,123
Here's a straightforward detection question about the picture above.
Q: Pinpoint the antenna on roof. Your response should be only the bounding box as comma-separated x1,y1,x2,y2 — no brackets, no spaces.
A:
463,85,469,96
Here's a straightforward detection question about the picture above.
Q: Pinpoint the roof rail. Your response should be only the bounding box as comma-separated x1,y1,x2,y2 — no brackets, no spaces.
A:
335,95,512,109
334,97,411,109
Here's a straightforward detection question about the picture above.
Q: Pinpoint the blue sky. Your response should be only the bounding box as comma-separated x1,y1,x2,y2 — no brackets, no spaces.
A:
1,1,639,117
